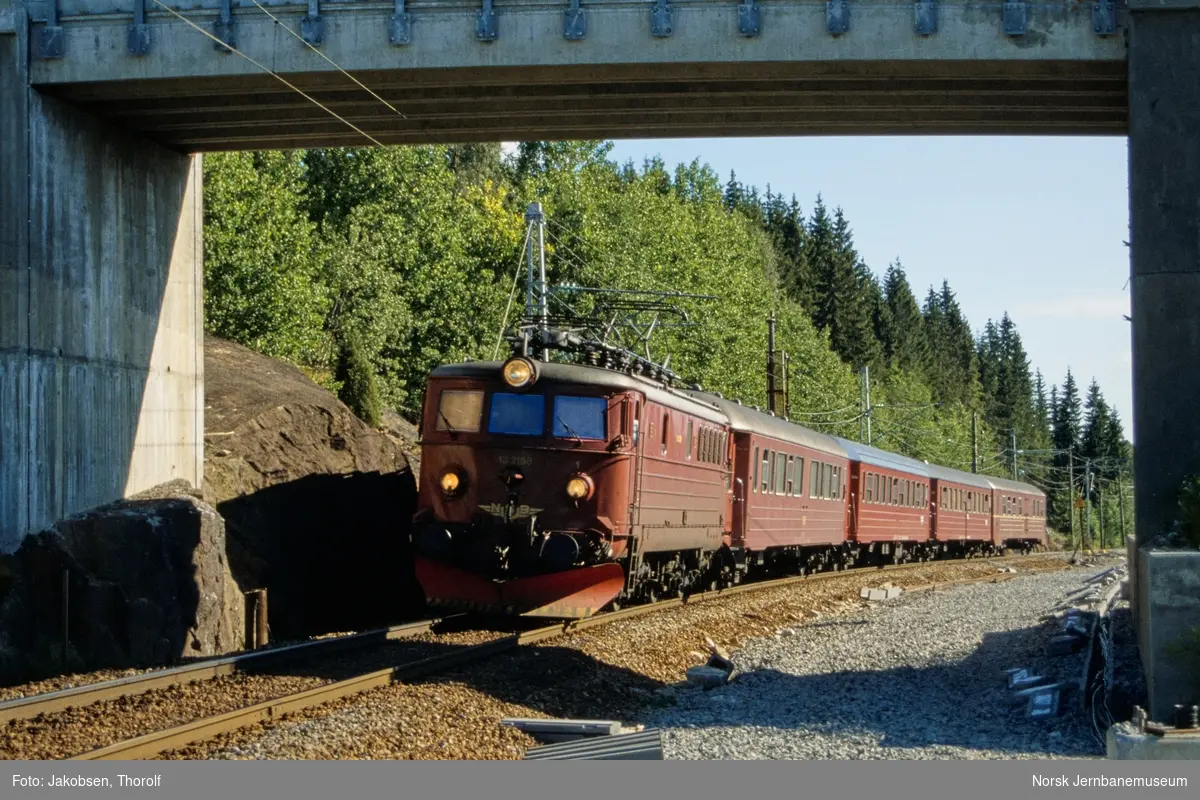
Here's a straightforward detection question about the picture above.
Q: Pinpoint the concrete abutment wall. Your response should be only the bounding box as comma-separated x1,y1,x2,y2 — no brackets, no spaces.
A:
0,9,203,554
1128,1,1200,722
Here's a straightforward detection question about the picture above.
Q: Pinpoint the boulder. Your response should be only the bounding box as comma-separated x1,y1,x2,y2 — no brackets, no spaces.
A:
0,481,243,682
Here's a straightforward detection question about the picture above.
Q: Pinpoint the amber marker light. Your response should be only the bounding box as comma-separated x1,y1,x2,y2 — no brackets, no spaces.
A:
502,357,537,388
565,473,594,501
440,469,464,496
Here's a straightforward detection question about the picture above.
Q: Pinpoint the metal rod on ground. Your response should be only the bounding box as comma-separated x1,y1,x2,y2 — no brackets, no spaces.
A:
1098,479,1105,551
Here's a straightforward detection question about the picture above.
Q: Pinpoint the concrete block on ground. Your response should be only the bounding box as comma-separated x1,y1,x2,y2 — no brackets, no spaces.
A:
1108,723,1200,760
501,714,624,743
884,586,902,599
1135,549,1200,721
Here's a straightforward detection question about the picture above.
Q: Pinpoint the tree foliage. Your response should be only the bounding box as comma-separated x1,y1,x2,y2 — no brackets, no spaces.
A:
202,141,1131,540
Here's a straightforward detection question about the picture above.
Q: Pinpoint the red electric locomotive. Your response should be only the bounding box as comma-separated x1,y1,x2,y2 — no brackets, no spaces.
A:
411,356,734,618
411,355,1049,620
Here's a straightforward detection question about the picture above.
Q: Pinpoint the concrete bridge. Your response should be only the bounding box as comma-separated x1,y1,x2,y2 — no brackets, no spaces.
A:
1,0,1197,718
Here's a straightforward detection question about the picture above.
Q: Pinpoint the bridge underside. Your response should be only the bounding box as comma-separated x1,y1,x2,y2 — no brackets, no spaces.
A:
43,60,1127,151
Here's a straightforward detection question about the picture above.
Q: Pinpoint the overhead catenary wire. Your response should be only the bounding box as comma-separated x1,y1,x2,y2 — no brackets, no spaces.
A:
246,0,407,121
147,0,387,147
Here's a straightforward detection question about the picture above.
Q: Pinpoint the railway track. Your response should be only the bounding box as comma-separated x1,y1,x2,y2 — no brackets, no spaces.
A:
0,618,451,727
20,552,1069,761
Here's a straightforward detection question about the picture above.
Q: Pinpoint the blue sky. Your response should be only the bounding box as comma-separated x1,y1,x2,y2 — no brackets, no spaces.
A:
603,136,1133,441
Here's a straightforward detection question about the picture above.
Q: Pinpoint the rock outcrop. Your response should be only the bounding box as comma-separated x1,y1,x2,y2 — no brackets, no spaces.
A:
0,481,243,682
202,335,421,639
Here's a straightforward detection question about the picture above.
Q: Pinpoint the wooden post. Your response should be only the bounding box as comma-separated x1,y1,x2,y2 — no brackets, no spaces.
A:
256,589,269,649
245,589,269,649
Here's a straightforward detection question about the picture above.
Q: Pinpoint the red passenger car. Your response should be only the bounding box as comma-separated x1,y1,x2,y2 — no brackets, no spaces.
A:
987,477,1049,550
701,398,850,573
929,466,994,550
835,439,933,560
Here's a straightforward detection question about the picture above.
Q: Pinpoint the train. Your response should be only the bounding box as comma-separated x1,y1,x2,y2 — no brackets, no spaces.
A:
410,355,1047,619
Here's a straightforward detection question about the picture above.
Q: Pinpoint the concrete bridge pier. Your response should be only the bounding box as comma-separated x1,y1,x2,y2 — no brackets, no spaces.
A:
1128,0,1200,721
0,5,204,554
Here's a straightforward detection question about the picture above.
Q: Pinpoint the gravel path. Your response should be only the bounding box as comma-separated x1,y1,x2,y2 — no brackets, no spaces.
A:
642,563,1109,760
179,554,1074,760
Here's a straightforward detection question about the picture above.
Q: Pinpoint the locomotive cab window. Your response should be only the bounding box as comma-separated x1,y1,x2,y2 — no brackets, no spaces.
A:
488,393,545,436
552,396,607,440
436,389,484,433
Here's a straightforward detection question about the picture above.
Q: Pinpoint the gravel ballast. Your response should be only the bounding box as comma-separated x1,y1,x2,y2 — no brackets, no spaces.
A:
177,555,1080,760
642,565,1107,760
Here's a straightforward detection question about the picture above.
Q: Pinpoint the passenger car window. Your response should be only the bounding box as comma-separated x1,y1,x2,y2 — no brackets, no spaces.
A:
436,390,484,432
552,395,607,440
793,457,805,496
488,393,544,436
775,452,787,495
753,447,760,493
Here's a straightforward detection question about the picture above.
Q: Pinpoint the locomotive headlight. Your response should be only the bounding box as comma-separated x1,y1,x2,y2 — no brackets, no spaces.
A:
440,469,464,496
565,473,594,501
502,357,537,388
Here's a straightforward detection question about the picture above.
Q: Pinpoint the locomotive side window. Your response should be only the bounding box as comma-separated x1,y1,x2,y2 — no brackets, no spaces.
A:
553,396,607,440
661,413,670,455
436,390,484,432
632,401,640,446
488,393,545,436
686,420,694,460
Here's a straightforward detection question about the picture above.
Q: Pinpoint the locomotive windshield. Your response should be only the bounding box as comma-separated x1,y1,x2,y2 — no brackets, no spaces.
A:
436,390,484,432
488,393,545,436
553,396,606,440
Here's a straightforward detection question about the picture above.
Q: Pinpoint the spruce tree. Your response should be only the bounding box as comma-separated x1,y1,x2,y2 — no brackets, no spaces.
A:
335,334,383,427
879,261,930,374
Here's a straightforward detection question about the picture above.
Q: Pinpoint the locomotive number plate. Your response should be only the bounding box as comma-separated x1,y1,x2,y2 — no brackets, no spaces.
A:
498,454,534,467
